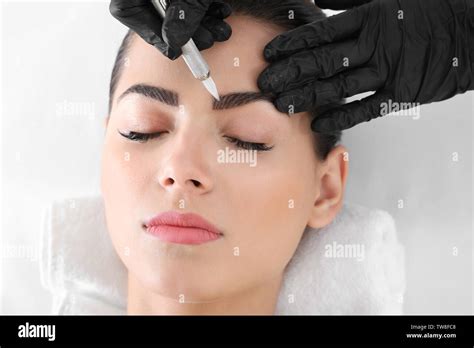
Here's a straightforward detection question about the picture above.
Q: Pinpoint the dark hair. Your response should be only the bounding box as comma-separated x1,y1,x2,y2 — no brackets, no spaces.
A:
108,0,342,160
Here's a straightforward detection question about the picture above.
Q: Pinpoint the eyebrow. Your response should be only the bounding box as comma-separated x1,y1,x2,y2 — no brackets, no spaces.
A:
118,84,179,107
213,91,275,110
117,83,276,110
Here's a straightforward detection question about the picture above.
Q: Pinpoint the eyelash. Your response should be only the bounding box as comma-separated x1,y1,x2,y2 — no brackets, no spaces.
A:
223,136,274,152
118,130,163,143
118,130,274,152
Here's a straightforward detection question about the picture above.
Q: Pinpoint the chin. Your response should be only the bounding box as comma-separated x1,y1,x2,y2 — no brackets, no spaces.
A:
129,253,229,300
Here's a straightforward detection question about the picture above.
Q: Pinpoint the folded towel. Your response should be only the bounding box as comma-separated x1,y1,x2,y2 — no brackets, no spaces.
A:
40,196,406,315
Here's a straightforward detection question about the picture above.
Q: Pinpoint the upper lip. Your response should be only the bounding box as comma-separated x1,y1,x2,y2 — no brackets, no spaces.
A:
144,211,223,235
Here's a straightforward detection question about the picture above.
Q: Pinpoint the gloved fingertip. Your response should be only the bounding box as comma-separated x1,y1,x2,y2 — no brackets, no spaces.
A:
275,101,288,114
258,70,286,94
276,96,298,115
168,52,181,60
263,35,288,61
206,19,232,42
192,25,215,51
257,72,270,92
275,94,307,114
218,3,233,19
220,23,232,41
161,44,182,60
263,46,276,61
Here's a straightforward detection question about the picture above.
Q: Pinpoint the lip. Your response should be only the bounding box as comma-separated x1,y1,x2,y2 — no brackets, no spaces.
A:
144,211,223,245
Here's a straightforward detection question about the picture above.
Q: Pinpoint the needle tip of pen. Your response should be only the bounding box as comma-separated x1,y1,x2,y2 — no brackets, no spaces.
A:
203,77,220,101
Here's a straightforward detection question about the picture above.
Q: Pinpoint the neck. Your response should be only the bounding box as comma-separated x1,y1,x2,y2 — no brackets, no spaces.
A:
127,272,283,315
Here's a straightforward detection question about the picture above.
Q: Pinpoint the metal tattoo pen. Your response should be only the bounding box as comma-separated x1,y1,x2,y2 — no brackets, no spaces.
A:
151,0,220,101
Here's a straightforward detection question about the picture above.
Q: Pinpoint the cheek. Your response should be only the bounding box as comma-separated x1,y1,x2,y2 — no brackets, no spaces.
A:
100,133,151,204
220,147,319,276
100,135,152,256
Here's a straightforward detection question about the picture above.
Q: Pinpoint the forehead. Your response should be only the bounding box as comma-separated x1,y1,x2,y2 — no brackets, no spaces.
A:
115,15,284,107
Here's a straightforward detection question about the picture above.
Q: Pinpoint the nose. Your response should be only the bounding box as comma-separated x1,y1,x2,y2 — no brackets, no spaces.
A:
157,135,214,195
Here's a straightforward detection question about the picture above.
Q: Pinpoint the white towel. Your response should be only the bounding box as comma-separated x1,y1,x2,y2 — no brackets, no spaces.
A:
40,196,406,315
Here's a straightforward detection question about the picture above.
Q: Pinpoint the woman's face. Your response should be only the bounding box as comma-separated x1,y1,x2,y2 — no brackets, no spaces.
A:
101,15,347,302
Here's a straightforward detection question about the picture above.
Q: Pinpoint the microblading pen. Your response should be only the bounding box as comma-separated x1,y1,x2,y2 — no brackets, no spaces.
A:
151,0,220,101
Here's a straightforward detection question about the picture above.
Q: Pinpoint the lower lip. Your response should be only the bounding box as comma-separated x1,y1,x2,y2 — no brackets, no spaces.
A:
146,225,222,245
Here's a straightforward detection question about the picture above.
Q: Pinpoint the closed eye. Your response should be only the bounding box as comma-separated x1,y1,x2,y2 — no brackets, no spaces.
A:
224,136,274,152
118,130,165,142
118,130,274,152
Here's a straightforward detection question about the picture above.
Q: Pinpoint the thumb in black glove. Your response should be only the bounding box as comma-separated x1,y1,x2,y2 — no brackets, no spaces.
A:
258,0,474,132
109,0,232,60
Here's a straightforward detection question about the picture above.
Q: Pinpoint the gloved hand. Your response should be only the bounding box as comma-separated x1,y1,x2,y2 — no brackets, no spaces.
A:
109,0,232,60
258,0,474,132
314,0,372,10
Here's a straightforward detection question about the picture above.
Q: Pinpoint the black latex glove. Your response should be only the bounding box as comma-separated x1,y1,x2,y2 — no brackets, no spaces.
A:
314,0,372,10
258,0,474,132
109,0,232,60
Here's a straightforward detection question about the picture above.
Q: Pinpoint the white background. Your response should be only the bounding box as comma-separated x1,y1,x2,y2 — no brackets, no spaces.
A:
1,1,473,314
